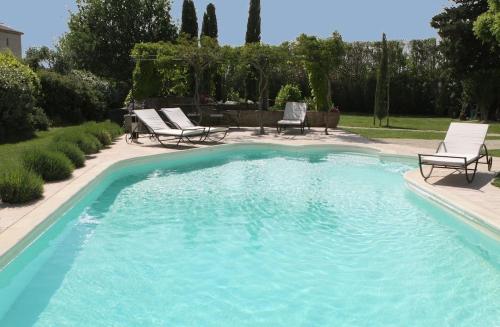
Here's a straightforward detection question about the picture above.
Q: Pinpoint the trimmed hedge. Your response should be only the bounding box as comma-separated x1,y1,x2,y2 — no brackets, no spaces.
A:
54,131,102,155
83,123,113,146
0,167,44,204
95,121,123,139
49,142,86,168
22,149,74,182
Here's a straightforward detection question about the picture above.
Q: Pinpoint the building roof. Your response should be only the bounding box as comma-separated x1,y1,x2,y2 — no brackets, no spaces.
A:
0,23,23,35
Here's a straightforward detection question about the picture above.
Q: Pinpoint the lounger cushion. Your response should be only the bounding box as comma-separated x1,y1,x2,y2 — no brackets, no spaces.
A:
420,153,480,166
283,102,307,122
155,128,204,137
161,108,228,135
278,119,303,126
193,126,228,133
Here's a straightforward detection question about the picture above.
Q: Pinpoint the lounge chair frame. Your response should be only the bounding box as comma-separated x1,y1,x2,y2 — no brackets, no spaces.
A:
418,142,493,184
127,110,206,147
161,108,229,142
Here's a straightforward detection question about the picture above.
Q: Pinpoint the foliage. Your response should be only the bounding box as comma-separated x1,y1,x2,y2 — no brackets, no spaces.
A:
96,121,123,139
83,122,113,146
275,84,302,108
24,46,70,73
61,0,177,83
201,3,218,39
0,52,42,142
49,141,86,168
0,167,44,204
181,0,198,39
54,130,102,155
131,42,189,100
296,33,345,111
22,149,74,182
374,33,390,125
37,70,110,124
31,107,51,131
474,0,500,44
246,0,261,44
432,0,500,121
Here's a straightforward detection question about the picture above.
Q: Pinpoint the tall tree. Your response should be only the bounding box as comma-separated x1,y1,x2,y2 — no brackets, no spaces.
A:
245,0,261,44
61,0,177,83
474,0,500,45
432,0,499,121
201,3,218,39
181,0,198,39
373,33,390,126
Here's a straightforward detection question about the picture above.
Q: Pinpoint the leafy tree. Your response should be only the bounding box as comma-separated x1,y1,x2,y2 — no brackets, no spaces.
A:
374,33,390,126
181,0,198,39
275,84,302,109
245,0,261,102
432,0,500,121
242,43,286,134
24,46,71,73
175,37,221,113
474,0,500,45
246,0,261,44
296,33,345,112
61,0,177,83
201,3,218,39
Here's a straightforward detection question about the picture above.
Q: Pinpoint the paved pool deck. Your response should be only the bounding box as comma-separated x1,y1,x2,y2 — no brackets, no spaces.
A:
1,127,499,265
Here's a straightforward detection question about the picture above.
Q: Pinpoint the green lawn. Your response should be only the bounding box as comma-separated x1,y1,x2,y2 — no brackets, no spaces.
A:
0,126,81,170
489,149,500,158
340,114,500,133
343,127,500,141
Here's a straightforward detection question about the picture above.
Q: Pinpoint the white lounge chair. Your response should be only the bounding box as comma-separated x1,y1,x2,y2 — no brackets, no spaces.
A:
131,109,206,146
277,102,309,134
418,123,493,183
160,108,229,142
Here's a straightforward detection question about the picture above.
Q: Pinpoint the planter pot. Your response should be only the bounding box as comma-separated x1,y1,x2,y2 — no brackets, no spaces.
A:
324,111,340,134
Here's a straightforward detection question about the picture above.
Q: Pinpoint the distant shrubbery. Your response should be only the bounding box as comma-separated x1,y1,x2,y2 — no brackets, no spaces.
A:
38,70,110,124
0,52,49,142
0,121,122,204
274,84,302,109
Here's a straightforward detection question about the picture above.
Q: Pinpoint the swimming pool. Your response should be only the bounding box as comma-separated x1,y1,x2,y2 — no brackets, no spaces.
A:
0,145,499,326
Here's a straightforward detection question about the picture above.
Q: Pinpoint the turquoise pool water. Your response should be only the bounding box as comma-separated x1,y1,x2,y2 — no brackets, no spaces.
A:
0,145,499,326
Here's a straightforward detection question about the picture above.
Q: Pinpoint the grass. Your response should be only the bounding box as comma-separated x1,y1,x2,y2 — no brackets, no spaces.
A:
0,126,85,170
492,176,500,188
489,149,500,158
343,127,500,141
340,114,500,133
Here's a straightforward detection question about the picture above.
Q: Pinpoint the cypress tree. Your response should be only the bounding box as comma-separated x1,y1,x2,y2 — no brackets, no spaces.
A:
245,0,261,44
374,33,390,126
181,0,198,39
201,3,218,39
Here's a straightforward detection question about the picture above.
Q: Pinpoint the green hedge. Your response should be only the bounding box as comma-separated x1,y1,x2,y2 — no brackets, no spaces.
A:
37,70,108,124
22,149,74,182
275,84,303,109
54,131,102,155
49,142,86,168
0,52,44,141
0,167,44,204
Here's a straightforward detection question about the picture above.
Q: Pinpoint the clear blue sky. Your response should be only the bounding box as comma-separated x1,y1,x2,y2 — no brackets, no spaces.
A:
2,0,449,54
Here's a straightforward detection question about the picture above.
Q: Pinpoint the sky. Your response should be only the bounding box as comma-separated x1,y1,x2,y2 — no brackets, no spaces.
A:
1,0,450,54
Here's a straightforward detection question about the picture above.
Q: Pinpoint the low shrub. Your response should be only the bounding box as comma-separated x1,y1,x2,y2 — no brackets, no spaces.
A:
275,84,302,109
0,167,44,204
83,122,113,146
54,131,102,155
22,149,74,182
97,121,123,139
49,142,86,168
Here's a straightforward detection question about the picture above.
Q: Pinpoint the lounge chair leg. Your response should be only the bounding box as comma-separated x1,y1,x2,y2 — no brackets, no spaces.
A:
419,164,434,180
465,161,479,184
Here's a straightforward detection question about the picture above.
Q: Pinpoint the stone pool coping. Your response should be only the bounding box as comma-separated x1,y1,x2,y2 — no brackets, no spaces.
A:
1,127,499,268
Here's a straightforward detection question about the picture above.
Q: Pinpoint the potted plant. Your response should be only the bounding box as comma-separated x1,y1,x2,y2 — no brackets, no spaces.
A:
325,106,341,134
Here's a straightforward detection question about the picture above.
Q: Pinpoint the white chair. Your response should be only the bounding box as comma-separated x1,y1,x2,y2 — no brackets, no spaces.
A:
131,109,206,146
160,108,229,142
277,102,309,134
418,123,493,183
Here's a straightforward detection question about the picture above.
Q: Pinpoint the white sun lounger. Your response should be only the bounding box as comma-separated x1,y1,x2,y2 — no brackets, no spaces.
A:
418,123,493,183
277,102,309,134
160,108,229,142
131,109,206,146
